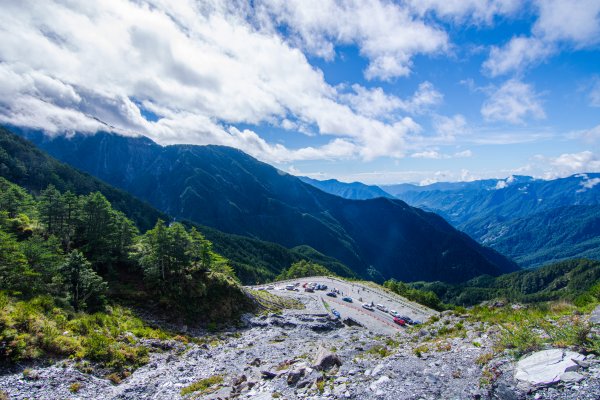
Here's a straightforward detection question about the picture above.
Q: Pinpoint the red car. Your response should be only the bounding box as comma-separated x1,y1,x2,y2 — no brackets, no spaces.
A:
393,317,406,326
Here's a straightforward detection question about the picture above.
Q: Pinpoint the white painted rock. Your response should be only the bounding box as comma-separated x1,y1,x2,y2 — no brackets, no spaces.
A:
515,349,585,386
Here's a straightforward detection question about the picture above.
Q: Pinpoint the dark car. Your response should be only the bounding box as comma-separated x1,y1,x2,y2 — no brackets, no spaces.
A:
331,309,341,319
393,317,406,326
304,287,314,292
400,316,413,324
326,292,337,297
342,297,353,303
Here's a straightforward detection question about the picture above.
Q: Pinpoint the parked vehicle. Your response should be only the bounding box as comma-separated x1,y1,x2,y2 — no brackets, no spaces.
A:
390,310,399,317
319,284,328,290
400,316,413,324
304,287,314,293
285,284,295,291
393,317,406,326
362,303,374,311
413,320,422,325
267,285,274,290
331,309,341,319
326,292,337,297
376,304,388,312
342,297,353,303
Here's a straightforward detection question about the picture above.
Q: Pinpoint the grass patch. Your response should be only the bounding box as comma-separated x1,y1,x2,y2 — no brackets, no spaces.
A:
0,294,179,373
467,301,599,358
364,344,393,358
249,289,304,313
180,375,224,396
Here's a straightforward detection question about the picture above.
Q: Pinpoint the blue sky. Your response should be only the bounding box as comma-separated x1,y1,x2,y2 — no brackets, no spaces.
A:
1,1,599,184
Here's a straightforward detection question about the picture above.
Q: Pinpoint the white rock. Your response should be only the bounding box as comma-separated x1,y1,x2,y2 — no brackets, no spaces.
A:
371,364,385,377
514,349,585,386
560,371,584,383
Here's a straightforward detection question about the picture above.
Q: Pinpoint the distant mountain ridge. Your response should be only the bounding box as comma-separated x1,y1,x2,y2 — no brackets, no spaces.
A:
383,174,600,268
298,176,393,200
17,128,518,283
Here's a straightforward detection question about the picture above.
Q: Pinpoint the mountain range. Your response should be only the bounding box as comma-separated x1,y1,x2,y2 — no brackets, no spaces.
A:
298,176,394,200
383,175,600,267
13,128,517,283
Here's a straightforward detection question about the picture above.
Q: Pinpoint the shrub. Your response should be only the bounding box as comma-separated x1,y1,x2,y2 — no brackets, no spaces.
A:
180,375,223,396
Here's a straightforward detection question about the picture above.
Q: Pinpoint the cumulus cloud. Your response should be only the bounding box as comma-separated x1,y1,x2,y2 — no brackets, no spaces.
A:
535,151,600,179
339,81,442,118
483,0,600,76
0,0,433,163
481,80,545,124
483,36,553,77
253,0,449,80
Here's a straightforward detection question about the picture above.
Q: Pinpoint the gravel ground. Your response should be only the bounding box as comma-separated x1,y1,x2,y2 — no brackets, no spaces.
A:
1,298,598,400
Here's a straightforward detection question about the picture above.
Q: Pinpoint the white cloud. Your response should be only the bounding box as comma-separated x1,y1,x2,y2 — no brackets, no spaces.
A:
408,0,520,24
483,37,553,77
569,124,600,143
483,0,600,76
481,80,545,124
339,81,443,118
581,176,600,190
254,0,449,80
536,151,600,179
410,149,472,159
432,114,468,141
0,0,431,163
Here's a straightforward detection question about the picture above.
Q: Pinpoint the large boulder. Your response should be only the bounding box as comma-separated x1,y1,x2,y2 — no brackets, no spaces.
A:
514,349,585,387
313,346,342,371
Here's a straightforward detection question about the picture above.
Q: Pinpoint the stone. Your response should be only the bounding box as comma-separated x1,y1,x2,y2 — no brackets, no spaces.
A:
371,364,385,377
514,349,586,386
560,371,584,383
313,346,342,371
260,370,277,380
287,368,305,386
591,305,600,325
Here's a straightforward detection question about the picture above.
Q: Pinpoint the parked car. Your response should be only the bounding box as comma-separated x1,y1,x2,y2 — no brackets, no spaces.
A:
304,287,314,293
326,292,337,297
285,284,295,291
400,316,413,324
342,297,353,303
362,303,374,311
412,320,422,325
389,310,399,317
393,317,406,326
266,285,274,290
331,309,341,319
376,304,388,312
319,284,328,290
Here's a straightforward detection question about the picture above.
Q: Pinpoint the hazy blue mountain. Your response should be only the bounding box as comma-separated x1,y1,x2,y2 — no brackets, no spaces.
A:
19,129,518,283
299,176,394,200
383,175,600,267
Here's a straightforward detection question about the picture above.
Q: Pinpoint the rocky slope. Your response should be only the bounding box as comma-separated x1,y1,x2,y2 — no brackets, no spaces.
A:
1,296,598,400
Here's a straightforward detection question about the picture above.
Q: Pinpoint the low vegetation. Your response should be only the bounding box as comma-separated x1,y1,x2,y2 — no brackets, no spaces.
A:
180,374,223,396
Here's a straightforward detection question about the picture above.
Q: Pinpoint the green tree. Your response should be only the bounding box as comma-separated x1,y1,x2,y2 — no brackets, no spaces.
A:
0,229,36,295
276,260,333,280
60,250,107,312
